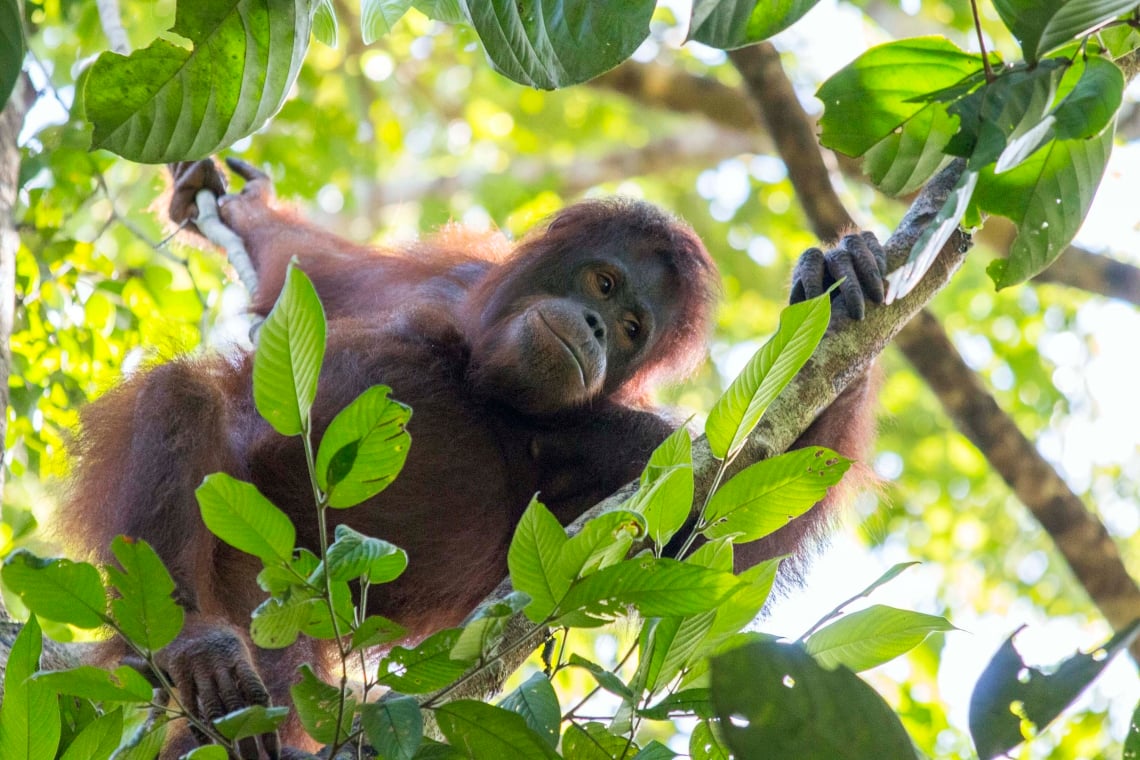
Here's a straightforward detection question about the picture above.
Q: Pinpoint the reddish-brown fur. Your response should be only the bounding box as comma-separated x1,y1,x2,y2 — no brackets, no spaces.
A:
60,160,876,757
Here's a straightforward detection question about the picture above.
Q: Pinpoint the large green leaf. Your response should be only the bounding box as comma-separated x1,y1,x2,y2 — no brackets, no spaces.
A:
507,498,569,622
106,536,184,652
312,0,338,47
212,706,289,746
555,557,741,627
315,384,412,508
805,605,956,672
704,447,850,543
362,0,413,43
0,616,61,760
196,472,297,563
463,0,655,89
291,664,354,745
945,63,1065,170
1051,55,1124,140
992,0,1139,62
360,696,423,760
2,551,106,629
818,37,986,157
33,666,154,703
57,708,123,760
85,0,313,162
624,426,694,549
711,640,920,759
863,103,958,196
970,621,1140,759
977,125,1113,289
250,596,313,648
688,0,820,49
254,263,327,437
705,294,831,461
0,0,23,110
436,700,561,759
498,672,560,748
553,510,646,585
376,628,473,694
319,523,407,583
449,591,530,661
636,613,716,693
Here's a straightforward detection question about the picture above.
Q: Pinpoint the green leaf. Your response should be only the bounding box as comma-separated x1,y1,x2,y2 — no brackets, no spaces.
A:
84,0,313,162
970,621,1140,759
360,696,423,760
0,0,24,110
636,613,716,693
688,0,820,48
805,605,956,672
863,103,958,196
711,640,920,759
624,426,694,548
58,707,123,760
0,616,61,760
562,721,633,758
350,614,407,652
450,591,530,661
196,473,296,563
690,719,730,760
554,510,646,585
213,705,289,741
567,653,635,700
1051,55,1124,140
253,263,326,437
464,0,655,89
115,722,168,760
498,672,560,748
107,536,184,651
291,664,354,745
301,578,356,639
413,0,468,24
706,295,831,460
2,551,106,628
704,448,850,543
436,700,561,759
507,498,568,622
704,559,781,641
640,688,715,720
377,628,473,694
362,0,413,43
33,665,153,702
1124,700,1140,759
312,0,339,47
992,0,1139,62
686,537,735,572
977,126,1113,289
555,557,741,627
945,64,1066,172
633,741,678,760
316,385,412,507
250,596,314,649
322,524,408,583
818,37,987,157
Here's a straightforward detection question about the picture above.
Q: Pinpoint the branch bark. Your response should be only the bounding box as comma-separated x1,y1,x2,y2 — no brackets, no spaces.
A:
728,41,1140,661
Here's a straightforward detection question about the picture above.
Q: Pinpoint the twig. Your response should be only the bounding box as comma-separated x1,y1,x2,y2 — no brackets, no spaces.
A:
95,0,130,55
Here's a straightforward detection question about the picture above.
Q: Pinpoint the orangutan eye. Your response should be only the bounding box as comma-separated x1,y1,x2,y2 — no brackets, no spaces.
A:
595,272,614,296
624,319,641,340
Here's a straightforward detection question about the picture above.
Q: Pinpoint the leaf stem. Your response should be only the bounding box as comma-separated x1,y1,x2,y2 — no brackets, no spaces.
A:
969,0,996,81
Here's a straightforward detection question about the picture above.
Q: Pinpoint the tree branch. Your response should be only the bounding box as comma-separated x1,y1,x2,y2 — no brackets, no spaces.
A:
1033,245,1140,306
728,40,1140,661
